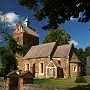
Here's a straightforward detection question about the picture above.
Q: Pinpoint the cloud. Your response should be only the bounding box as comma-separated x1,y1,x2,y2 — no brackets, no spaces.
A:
0,12,20,28
70,16,76,21
70,13,81,21
69,40,78,46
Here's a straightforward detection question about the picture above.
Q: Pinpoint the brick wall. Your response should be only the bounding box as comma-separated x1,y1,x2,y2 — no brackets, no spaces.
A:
53,57,69,78
70,63,81,78
18,58,50,78
13,24,39,56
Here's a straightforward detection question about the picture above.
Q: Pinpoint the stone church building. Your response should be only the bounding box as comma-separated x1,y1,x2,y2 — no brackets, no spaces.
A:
13,18,81,78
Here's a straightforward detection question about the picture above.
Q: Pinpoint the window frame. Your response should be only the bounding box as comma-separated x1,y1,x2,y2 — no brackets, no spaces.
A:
25,63,30,71
73,66,77,72
39,62,44,75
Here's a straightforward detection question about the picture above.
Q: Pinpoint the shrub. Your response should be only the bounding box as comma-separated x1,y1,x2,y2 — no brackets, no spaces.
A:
75,77,86,83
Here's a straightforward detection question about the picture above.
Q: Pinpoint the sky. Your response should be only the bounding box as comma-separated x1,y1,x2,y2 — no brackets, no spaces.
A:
0,0,90,49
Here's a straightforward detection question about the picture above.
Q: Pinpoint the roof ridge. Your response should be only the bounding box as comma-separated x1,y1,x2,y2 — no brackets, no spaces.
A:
30,42,56,47
22,23,39,37
58,44,72,47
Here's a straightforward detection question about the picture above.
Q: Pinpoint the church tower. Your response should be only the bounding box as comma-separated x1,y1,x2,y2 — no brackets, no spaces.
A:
13,18,39,56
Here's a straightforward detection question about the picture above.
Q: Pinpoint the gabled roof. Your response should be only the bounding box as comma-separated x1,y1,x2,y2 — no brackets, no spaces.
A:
19,71,34,78
53,44,72,58
22,24,39,37
70,52,81,63
6,71,18,78
47,60,61,67
53,60,61,67
23,42,57,59
15,22,39,37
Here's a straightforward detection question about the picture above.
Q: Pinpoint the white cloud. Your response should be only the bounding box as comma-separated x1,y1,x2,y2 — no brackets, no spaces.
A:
70,16,76,21
69,40,78,46
70,13,81,21
0,12,20,28
5,12,19,23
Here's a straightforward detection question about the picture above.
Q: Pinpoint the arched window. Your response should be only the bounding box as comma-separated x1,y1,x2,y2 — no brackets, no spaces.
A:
25,63,30,71
73,66,77,72
39,63,44,74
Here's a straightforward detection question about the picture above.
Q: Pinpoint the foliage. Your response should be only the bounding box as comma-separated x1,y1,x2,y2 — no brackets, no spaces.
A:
0,14,23,78
75,77,86,83
18,0,90,29
74,46,90,76
74,48,86,75
42,28,71,45
85,46,90,56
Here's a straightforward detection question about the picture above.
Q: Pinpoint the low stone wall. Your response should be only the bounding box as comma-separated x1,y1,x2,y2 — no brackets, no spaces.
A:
24,84,53,90
0,82,6,90
0,83,69,90
24,84,68,90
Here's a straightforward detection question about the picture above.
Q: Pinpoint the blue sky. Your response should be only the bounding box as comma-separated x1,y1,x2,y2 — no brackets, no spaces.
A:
1,0,90,49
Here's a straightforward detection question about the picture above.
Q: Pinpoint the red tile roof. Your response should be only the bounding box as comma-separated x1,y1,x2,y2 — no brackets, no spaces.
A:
23,42,81,63
23,42,56,59
53,44,72,58
70,52,81,63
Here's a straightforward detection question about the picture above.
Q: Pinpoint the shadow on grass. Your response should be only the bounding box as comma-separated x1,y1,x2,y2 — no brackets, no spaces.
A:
69,84,90,90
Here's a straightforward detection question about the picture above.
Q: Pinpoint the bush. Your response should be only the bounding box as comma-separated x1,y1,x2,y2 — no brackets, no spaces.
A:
75,77,86,83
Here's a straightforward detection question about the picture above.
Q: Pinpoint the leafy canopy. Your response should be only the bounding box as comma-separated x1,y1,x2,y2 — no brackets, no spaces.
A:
18,0,90,29
0,33,23,78
74,46,90,76
0,12,23,77
42,28,71,45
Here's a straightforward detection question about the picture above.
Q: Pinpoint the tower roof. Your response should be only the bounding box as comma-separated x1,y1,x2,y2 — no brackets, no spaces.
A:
24,17,30,27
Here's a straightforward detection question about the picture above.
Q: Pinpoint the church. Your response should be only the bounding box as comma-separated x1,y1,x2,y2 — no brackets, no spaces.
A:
13,18,81,78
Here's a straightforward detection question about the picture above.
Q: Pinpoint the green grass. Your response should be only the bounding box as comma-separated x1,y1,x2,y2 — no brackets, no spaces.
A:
0,77,90,90
34,78,77,88
0,77,5,83
34,78,90,90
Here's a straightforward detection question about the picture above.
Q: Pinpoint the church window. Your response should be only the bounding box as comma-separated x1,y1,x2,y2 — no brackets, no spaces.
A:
39,63,44,74
17,37,19,42
73,66,77,72
25,63,30,71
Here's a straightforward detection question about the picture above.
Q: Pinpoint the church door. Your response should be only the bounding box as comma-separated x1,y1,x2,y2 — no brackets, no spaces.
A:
49,68,53,78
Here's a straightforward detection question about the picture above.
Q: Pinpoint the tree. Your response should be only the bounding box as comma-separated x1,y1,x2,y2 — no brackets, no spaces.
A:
0,34,23,78
74,46,90,76
85,46,90,56
74,48,86,76
18,0,90,29
0,13,23,78
42,28,71,45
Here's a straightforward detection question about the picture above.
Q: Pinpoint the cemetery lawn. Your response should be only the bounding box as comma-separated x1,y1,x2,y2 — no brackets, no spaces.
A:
0,77,5,83
34,78,90,90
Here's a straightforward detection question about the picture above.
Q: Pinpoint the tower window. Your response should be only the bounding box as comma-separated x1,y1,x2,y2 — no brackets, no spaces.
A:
17,37,19,42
